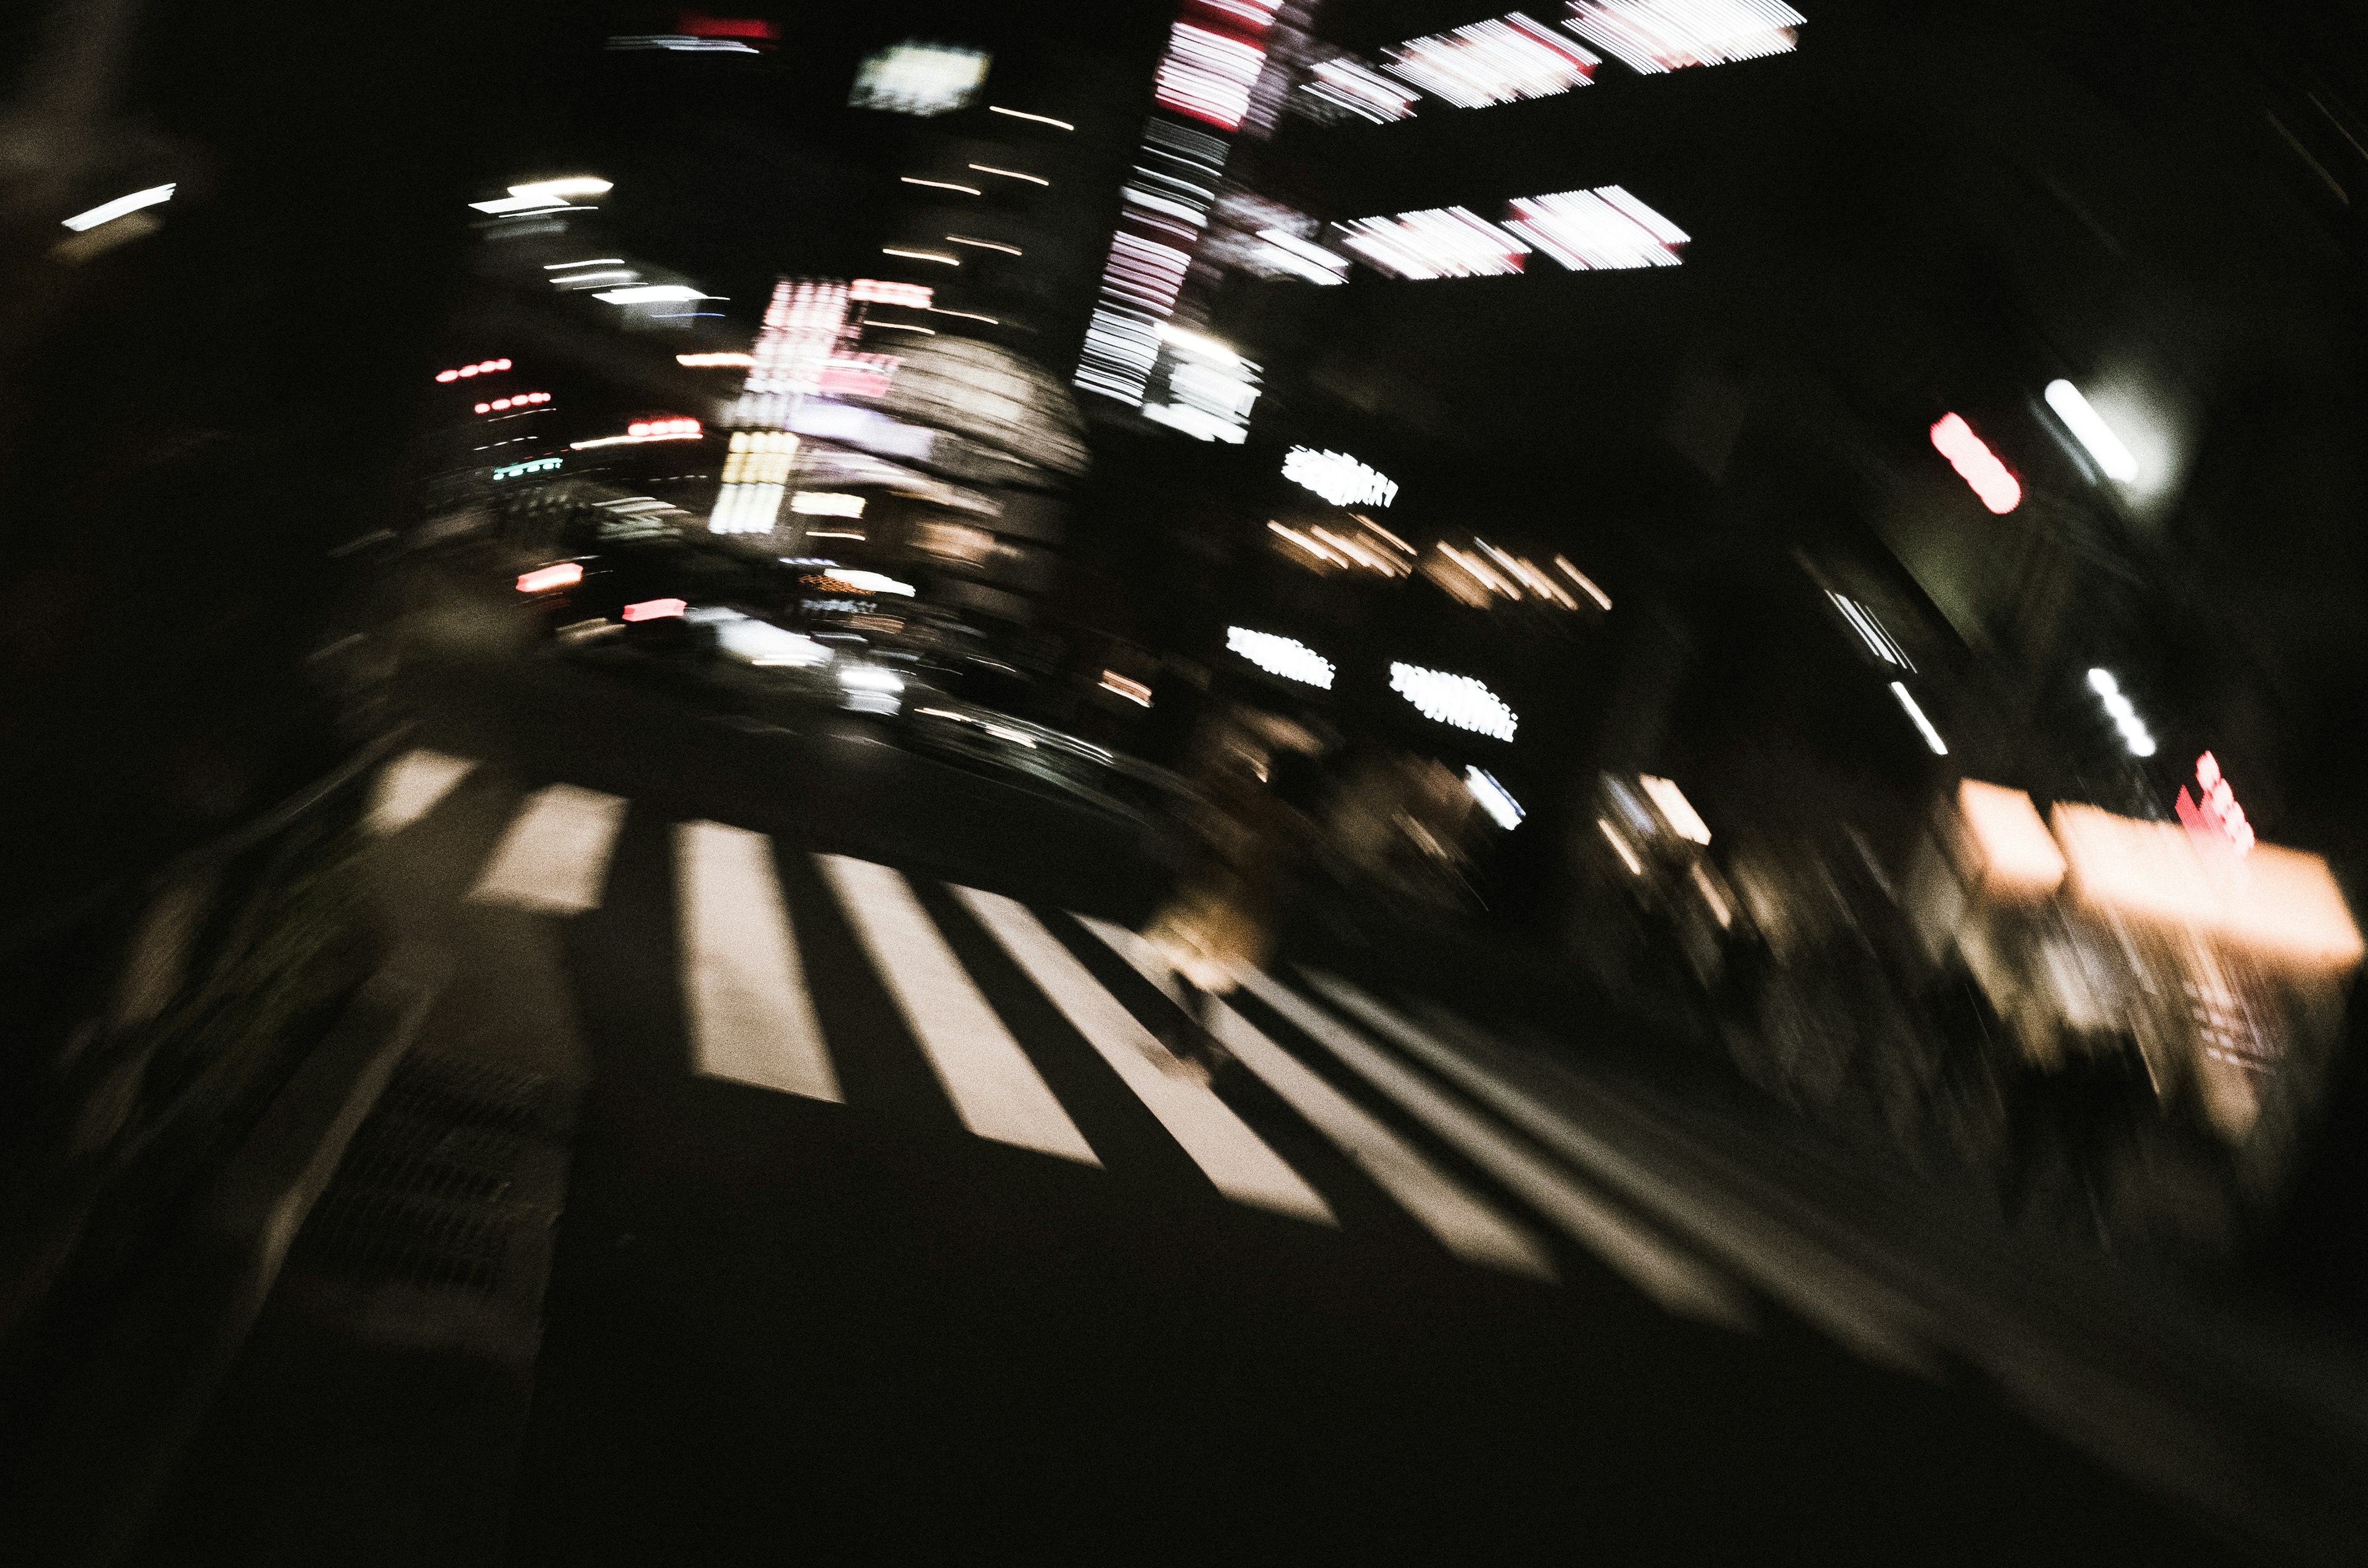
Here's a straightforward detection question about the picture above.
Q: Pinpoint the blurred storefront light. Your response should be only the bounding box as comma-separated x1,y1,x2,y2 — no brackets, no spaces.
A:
1390,663,1518,740
1227,627,1335,688
2044,378,2139,483
1638,774,1711,843
1283,446,1397,506
1466,767,1526,829
1383,14,1598,108
1563,0,1804,74
1930,413,2021,514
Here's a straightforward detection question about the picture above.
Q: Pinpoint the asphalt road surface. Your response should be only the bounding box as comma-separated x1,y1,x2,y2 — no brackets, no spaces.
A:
345,652,2237,1563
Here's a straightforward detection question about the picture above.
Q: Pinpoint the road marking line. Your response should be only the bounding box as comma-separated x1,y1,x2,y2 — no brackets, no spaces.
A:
819,856,1098,1165
370,749,476,835
1078,916,1553,1279
676,822,841,1102
1237,969,1753,1329
1303,972,1936,1372
958,889,1333,1223
466,783,628,914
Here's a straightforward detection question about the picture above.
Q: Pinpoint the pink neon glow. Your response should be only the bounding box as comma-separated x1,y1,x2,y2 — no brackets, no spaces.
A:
437,370,458,382
850,278,933,308
622,597,687,622
2182,753,2255,855
516,562,583,593
1154,22,1268,129
1930,413,2021,514
627,417,700,437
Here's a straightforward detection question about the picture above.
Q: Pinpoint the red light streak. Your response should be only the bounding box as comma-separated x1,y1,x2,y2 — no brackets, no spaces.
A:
1929,413,2021,514
438,358,512,382
623,597,688,622
627,417,700,437
677,13,778,39
516,562,583,593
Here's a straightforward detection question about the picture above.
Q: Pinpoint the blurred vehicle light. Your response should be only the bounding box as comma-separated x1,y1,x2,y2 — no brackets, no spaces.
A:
1391,663,1518,739
1930,413,2021,514
1227,628,1336,688
516,562,583,593
62,183,175,231
623,598,688,622
1563,0,1804,74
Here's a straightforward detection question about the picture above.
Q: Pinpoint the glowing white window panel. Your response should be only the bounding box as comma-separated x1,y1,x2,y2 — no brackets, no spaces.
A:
1384,14,1598,109
1505,186,1687,270
1563,0,1804,75
1227,628,1335,688
789,493,865,518
1338,207,1530,280
1283,448,1397,507
1155,22,1268,131
849,42,990,117
1638,775,1710,844
1302,57,1420,123
1890,681,1948,757
1466,768,1526,829
1390,663,1518,741
63,183,175,231
2044,379,2139,483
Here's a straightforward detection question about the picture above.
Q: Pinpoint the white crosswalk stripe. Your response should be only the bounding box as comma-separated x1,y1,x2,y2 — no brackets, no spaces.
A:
1078,916,1558,1281
677,821,841,1102
957,887,1334,1224
371,748,475,835
467,782,630,914
1236,967,1753,1328
817,853,1100,1165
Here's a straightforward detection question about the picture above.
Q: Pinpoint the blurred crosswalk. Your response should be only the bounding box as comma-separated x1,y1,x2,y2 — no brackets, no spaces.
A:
369,747,1936,1361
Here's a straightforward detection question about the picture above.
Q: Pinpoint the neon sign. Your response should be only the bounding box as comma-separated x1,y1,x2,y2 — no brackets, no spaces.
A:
2176,752,2254,856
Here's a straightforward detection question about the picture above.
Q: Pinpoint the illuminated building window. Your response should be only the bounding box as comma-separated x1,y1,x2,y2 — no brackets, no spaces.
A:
1504,186,1687,269
1383,14,1598,108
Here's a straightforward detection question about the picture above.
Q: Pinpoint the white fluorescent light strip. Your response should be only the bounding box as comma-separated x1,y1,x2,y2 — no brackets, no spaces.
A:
62,183,176,231
902,177,981,194
593,285,717,303
1227,627,1336,688
989,106,1074,129
883,247,960,265
2044,379,2140,483
1890,681,1948,756
1466,767,1526,829
545,258,624,268
969,163,1048,186
1564,0,1804,76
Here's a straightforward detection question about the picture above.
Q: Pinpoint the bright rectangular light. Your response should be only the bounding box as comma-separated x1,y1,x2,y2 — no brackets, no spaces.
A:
1504,186,1687,269
62,183,176,231
1390,662,1518,740
1466,767,1526,829
1384,14,1598,108
827,570,915,597
850,42,990,117
851,278,934,308
516,562,583,593
1564,0,1804,74
2044,378,2139,482
1638,774,1711,843
789,493,866,517
1283,447,1397,506
1338,206,1530,279
1301,55,1421,122
677,352,754,367
622,597,688,622
511,176,613,202
1155,22,1268,130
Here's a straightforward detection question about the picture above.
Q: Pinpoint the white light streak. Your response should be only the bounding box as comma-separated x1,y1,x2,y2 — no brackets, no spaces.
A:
2045,378,2140,483
571,432,704,449
1391,663,1518,741
1890,681,1948,756
927,307,1000,324
593,285,718,304
1384,14,1598,109
946,234,1022,255
989,106,1075,129
678,352,755,367
901,176,981,194
551,269,638,288
882,247,960,265
1564,0,1804,75
1254,228,1350,284
969,163,1048,186
1505,185,1688,270
1301,57,1421,123
789,492,866,517
1338,206,1530,279
2087,668,2156,756
1599,818,1645,875
1466,768,1526,829
607,34,758,52
868,321,937,334
510,176,613,202
1283,447,1397,507
545,257,622,268
852,278,934,308
1227,628,1336,688
1155,22,1268,131
1827,591,1912,670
